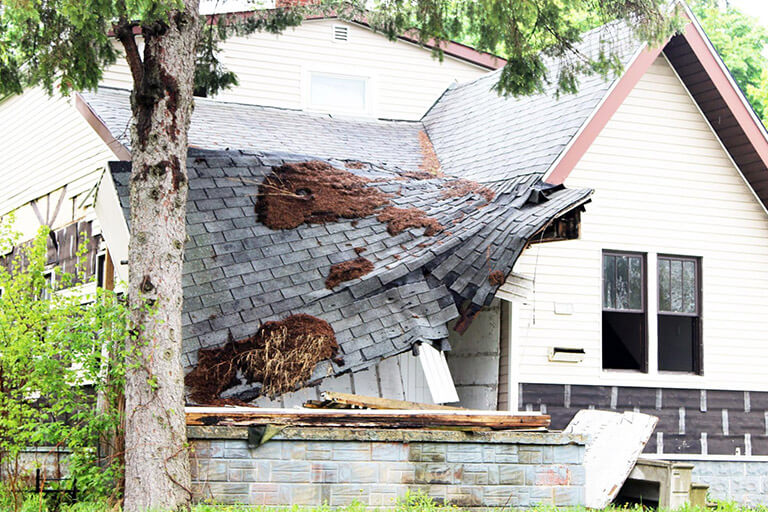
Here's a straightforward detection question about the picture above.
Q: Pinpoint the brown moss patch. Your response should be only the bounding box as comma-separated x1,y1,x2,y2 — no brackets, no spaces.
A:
418,130,442,177
256,161,390,230
488,270,505,287
325,257,374,289
401,170,436,180
345,161,366,169
442,179,495,202
185,314,338,403
353,247,366,255
377,207,444,236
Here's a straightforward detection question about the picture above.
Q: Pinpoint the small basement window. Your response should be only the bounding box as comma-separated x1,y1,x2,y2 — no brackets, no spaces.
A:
602,251,647,371
658,256,702,373
309,72,367,114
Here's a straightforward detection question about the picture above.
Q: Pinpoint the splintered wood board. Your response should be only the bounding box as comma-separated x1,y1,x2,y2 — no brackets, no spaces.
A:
317,391,464,411
186,406,549,429
564,410,658,509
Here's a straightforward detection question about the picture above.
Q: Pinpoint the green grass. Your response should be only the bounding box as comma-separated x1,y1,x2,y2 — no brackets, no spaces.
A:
3,493,768,512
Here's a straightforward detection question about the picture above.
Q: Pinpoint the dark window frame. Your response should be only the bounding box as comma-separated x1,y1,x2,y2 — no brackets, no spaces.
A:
657,254,703,375
601,250,648,373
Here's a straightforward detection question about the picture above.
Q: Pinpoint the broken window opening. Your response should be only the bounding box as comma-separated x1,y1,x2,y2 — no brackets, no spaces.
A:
657,255,702,374
602,251,647,372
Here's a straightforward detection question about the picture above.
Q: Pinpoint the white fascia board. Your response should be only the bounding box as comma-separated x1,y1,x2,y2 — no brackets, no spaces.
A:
94,170,130,284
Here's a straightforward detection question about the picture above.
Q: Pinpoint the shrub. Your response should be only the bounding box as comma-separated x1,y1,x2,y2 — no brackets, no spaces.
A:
0,226,130,509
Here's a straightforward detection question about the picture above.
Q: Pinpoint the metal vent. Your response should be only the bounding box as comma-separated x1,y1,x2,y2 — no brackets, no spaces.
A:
332,25,349,42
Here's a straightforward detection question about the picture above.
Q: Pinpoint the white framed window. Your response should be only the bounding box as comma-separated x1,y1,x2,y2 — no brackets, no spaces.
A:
305,71,372,116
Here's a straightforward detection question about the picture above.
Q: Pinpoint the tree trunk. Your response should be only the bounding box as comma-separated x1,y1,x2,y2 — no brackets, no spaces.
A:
122,2,199,511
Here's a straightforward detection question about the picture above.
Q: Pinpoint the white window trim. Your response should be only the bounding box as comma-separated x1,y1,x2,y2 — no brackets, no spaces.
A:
598,246,707,382
301,66,378,117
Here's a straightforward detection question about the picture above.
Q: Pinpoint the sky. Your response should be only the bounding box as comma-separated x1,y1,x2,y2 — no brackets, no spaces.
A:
729,0,768,25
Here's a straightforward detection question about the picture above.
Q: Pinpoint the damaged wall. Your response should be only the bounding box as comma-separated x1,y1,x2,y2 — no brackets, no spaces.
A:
446,299,501,410
249,351,436,408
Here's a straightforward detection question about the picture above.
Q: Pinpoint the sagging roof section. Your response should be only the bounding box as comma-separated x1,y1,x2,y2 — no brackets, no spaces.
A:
107,150,591,402
80,87,424,170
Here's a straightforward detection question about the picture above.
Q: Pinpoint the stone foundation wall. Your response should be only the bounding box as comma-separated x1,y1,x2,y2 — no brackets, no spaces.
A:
689,460,768,505
189,426,586,508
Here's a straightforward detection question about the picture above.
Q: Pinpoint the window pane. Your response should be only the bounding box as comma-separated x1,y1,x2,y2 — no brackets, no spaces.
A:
683,260,696,314
658,258,670,312
670,259,683,312
603,255,615,309
616,256,629,309
310,74,366,112
629,257,642,310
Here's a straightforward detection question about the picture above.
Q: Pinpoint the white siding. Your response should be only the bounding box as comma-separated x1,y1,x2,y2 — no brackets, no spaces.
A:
512,55,768,391
0,89,114,227
100,20,486,121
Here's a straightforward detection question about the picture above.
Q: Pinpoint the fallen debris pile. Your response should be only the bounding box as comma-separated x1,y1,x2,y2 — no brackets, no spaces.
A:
186,406,550,430
256,161,390,229
325,257,374,289
185,314,337,403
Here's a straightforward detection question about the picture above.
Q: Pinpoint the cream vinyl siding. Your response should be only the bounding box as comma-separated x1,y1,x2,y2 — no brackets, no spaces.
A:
0,89,114,232
511,55,768,391
100,20,486,120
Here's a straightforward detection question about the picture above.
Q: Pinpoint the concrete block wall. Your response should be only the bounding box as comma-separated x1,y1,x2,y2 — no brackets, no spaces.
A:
689,461,768,505
189,426,586,508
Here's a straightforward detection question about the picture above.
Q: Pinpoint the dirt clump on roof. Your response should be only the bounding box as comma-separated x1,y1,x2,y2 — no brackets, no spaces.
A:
442,179,495,202
418,130,442,177
401,170,436,180
488,270,505,287
185,314,338,403
256,161,391,230
325,257,374,289
377,207,444,236
353,247,366,255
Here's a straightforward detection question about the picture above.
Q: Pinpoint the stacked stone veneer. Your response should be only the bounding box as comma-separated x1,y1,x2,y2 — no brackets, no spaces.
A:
189,426,586,508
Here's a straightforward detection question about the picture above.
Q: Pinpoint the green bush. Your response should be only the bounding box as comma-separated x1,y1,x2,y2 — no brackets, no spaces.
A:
0,226,130,508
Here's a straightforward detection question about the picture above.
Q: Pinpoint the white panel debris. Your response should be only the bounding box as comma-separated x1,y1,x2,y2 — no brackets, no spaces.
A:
418,343,459,404
564,409,658,509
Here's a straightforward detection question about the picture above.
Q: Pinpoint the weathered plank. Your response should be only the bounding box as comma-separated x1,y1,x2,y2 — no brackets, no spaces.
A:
186,406,549,430
318,391,464,411
564,410,658,509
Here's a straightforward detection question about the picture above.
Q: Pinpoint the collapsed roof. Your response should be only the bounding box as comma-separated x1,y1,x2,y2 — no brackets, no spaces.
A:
108,152,590,402
90,22,657,402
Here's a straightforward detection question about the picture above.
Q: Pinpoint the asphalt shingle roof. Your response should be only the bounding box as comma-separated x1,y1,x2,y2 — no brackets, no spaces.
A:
83,87,424,171
422,22,641,183
109,150,590,402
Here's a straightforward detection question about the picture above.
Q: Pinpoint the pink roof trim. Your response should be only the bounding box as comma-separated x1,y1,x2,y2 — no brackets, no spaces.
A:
545,44,664,185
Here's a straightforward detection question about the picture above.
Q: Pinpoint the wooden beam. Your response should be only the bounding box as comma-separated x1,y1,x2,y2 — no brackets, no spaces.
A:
186,406,549,430
317,391,464,411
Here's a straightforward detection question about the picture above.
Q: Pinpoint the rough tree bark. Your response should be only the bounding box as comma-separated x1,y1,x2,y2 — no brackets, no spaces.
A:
118,2,200,511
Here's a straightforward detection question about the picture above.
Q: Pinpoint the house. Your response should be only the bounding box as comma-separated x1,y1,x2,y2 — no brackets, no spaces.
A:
3,3,768,504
